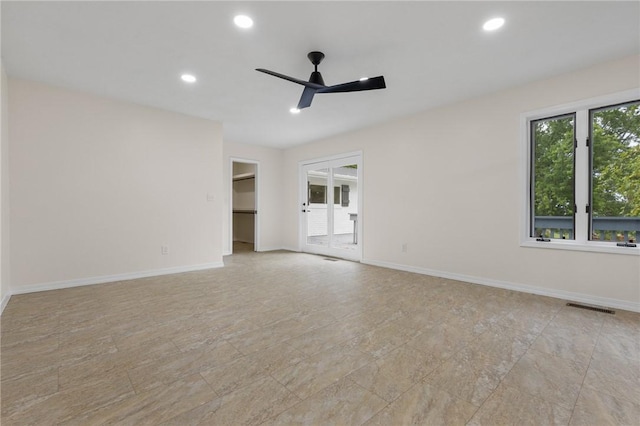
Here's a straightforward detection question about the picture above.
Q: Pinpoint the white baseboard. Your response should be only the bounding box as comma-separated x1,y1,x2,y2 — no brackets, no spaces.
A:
0,293,11,315
257,246,289,252
363,258,640,313
10,262,225,296
280,246,300,253
224,246,286,254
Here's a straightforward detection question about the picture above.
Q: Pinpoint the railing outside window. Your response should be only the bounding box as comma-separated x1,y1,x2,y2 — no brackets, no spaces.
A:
534,216,639,242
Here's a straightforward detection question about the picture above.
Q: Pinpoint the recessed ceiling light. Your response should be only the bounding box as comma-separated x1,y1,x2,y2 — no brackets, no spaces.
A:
234,15,253,29
289,107,301,114
181,74,196,83
359,77,369,82
483,17,505,31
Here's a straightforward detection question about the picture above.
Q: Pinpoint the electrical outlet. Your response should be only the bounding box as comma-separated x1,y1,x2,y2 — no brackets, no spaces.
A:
402,243,408,253
161,245,169,255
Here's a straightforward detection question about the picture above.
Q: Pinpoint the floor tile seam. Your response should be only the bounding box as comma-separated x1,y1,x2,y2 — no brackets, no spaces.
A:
268,353,366,402
508,348,584,413
342,375,392,425
55,383,139,425
124,369,144,396
592,348,640,365
221,336,249,357
592,320,638,358
524,347,592,379
583,385,640,409
167,336,191,355
539,323,603,344
596,327,640,346
342,367,391,404
451,341,524,373
269,371,375,423
255,371,306,423
556,321,604,352
581,378,640,407
421,354,506,410
485,333,541,406
529,336,599,367
412,354,450,389
264,367,303,398
501,378,579,414
420,379,482,425
493,318,547,336
0,389,56,420
229,335,303,359
566,355,593,426
0,363,59,384
0,337,61,353
288,338,351,359
461,385,494,425
197,371,221,399
403,338,447,360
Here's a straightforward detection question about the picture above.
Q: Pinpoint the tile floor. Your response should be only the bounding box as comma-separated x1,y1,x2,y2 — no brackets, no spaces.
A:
1,246,639,425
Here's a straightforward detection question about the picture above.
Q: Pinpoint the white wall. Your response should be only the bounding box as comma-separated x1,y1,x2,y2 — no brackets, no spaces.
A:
223,141,284,253
9,79,223,292
0,61,10,312
282,55,640,311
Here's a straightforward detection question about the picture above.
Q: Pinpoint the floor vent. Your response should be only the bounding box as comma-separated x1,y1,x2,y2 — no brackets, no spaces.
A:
323,258,339,262
566,302,615,315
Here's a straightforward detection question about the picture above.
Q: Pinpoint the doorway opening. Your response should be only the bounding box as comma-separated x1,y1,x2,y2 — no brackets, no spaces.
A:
231,160,258,254
300,152,362,261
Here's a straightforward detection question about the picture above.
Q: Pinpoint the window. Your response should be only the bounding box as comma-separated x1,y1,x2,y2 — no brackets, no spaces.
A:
308,184,341,205
590,102,640,242
341,184,350,207
524,91,639,253
309,184,326,204
531,114,575,239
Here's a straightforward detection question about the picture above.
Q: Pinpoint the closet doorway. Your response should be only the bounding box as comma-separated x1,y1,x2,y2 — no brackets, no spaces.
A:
231,159,259,253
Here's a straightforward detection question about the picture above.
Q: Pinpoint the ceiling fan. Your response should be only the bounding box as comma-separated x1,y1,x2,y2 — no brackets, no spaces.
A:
256,51,386,110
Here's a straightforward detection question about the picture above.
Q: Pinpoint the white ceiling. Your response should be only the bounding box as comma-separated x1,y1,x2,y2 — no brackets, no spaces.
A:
2,1,639,148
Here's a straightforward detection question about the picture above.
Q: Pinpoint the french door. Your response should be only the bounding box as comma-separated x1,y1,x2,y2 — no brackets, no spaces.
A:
300,153,361,261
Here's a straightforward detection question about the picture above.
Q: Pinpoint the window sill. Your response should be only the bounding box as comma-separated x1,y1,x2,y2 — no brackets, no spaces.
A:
521,239,640,256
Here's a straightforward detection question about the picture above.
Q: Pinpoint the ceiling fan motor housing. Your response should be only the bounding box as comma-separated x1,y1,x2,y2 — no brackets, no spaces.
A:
309,71,325,85
307,51,325,66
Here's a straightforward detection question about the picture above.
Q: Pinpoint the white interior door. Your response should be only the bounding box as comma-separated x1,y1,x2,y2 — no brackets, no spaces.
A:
301,154,361,260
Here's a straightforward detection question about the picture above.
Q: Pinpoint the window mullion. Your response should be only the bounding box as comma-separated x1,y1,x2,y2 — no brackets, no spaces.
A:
574,109,589,243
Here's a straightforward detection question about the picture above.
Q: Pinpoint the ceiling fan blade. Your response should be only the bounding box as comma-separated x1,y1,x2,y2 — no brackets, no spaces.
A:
256,69,325,90
317,76,386,94
297,87,317,109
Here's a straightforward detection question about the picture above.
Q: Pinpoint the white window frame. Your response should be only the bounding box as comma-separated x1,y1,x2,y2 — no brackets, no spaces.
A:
520,88,640,256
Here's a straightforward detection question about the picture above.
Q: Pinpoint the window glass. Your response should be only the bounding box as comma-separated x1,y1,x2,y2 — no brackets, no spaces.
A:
531,114,575,239
590,101,640,242
309,184,326,204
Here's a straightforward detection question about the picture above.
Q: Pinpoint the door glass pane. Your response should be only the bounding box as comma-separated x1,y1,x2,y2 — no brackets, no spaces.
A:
332,163,358,250
306,167,329,247
590,101,640,242
531,114,575,239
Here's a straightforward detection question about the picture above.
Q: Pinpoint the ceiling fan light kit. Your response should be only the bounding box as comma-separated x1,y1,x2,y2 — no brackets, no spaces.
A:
256,51,386,110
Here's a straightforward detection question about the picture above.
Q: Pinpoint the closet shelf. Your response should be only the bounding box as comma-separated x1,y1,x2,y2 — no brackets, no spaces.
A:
233,173,255,182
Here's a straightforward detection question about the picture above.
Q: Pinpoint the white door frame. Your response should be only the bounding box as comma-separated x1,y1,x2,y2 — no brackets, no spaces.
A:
299,151,363,261
229,157,260,253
